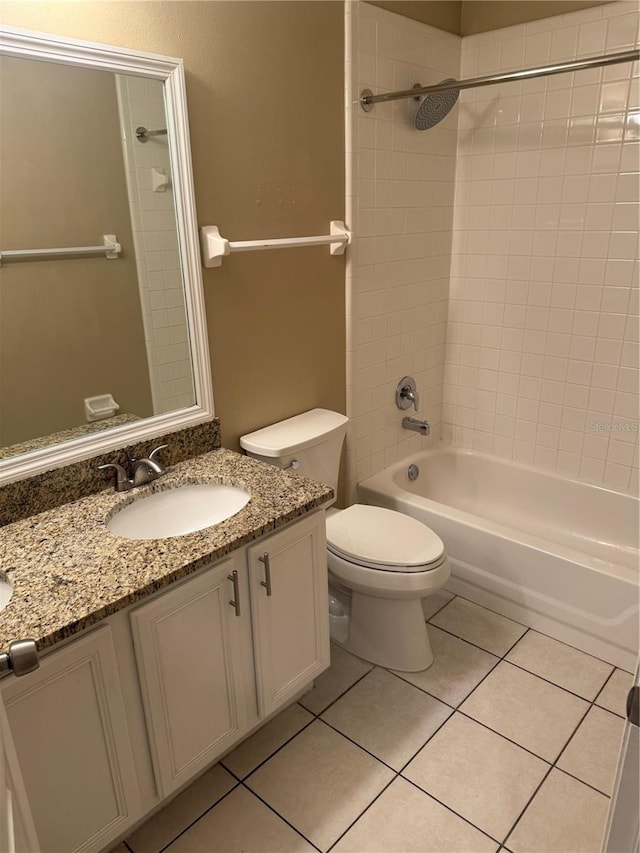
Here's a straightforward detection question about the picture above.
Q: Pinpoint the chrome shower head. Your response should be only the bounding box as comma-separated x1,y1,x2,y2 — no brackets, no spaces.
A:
414,79,460,130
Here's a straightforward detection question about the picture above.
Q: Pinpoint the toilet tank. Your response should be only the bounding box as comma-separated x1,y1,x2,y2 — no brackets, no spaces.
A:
240,409,348,505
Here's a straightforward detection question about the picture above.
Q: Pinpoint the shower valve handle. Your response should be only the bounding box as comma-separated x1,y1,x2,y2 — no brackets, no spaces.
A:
396,377,419,412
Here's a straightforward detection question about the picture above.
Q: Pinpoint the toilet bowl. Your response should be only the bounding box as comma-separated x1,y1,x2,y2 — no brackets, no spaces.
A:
240,408,450,672
326,504,450,671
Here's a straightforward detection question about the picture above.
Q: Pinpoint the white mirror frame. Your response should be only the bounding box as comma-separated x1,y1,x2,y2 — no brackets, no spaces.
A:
0,26,214,485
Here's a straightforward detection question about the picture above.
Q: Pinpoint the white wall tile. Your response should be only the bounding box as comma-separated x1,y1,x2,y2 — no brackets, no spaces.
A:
345,3,460,498
444,1,639,491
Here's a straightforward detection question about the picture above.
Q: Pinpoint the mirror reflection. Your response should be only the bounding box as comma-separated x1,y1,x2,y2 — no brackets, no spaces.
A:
0,54,195,460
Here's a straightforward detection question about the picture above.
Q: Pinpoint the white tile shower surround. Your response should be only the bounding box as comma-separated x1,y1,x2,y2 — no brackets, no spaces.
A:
116,75,193,416
445,1,640,492
346,1,640,501
344,3,461,500
119,594,631,853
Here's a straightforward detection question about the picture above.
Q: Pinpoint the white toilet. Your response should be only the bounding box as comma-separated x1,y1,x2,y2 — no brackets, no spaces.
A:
240,409,450,671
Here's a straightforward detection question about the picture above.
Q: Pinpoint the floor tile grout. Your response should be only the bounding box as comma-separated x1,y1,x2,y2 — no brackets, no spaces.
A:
239,781,323,852
324,774,398,852
422,591,458,622
220,712,317,781
592,665,630,718
503,657,613,703
429,615,616,709
424,617,528,659
399,774,503,846
299,662,374,718
158,780,241,853
501,677,613,849
434,592,530,632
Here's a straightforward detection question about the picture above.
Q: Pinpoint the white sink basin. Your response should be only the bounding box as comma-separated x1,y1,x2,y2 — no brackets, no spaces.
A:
0,574,13,613
106,483,250,540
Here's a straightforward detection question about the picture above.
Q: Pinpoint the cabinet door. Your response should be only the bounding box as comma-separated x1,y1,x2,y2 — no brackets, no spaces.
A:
130,555,253,798
248,511,330,717
1,626,141,853
0,689,40,853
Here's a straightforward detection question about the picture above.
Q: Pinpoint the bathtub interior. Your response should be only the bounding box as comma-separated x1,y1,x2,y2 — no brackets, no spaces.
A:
388,446,639,571
359,445,639,670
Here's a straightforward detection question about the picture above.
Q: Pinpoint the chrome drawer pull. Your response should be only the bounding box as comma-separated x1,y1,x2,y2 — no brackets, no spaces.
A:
258,552,272,596
228,570,241,617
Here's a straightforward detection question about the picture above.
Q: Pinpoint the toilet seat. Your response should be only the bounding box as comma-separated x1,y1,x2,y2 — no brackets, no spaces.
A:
326,504,445,572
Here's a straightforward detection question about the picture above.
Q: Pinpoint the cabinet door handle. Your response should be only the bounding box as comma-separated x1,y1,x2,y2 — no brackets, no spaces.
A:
228,570,241,617
258,552,272,596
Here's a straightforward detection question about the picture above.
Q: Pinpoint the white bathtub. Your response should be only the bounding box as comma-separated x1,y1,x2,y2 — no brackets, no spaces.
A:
359,444,639,670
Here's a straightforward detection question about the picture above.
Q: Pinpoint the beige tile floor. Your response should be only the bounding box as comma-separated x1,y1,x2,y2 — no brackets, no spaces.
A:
121,594,630,853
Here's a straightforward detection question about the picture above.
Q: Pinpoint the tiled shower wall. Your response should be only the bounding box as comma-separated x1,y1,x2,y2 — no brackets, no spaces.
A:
345,2,460,500
444,2,639,493
117,76,193,416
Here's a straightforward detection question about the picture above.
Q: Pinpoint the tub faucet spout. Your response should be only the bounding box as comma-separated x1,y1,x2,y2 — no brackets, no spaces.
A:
402,417,430,436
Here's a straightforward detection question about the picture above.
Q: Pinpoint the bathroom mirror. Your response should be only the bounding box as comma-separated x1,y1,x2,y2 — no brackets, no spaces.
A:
0,26,213,485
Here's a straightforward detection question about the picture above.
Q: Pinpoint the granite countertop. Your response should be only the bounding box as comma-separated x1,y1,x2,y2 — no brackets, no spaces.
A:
0,448,332,653
0,413,140,462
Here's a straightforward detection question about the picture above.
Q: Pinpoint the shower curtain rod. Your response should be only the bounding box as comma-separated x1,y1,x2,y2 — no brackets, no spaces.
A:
360,48,640,111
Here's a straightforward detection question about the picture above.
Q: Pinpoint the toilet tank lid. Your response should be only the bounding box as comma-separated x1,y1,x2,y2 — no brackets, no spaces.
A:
240,409,348,457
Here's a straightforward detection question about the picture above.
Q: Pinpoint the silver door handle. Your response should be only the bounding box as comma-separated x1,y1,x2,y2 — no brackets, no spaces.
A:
228,570,241,617
258,552,272,596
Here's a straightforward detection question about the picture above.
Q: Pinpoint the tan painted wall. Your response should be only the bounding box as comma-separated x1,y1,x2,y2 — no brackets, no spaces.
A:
0,1,346,453
0,55,153,447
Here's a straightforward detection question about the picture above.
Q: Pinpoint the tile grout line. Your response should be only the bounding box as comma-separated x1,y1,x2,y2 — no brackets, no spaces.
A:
501,682,611,850
503,657,616,704
400,774,503,847
410,611,620,846
299,662,375,718
157,779,242,853
422,591,458,622
239,781,323,852
324,774,398,852
220,711,317,781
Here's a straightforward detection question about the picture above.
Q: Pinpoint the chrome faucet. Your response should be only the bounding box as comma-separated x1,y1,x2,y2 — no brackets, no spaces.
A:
402,417,430,436
99,444,168,491
396,377,420,412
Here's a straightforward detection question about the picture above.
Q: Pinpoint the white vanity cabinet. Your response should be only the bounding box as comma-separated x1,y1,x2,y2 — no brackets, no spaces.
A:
0,626,141,853
248,513,330,717
0,509,329,851
130,552,256,798
131,510,329,795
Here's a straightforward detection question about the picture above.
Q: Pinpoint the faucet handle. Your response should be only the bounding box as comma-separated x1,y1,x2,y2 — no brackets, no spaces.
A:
149,444,168,462
395,376,419,412
98,462,133,491
148,445,168,473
